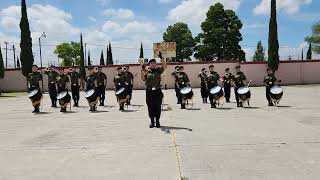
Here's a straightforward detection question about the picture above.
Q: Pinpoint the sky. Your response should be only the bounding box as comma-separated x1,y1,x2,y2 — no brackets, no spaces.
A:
0,0,319,67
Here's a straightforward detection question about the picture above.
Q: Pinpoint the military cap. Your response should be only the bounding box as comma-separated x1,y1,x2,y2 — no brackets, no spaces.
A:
149,59,156,64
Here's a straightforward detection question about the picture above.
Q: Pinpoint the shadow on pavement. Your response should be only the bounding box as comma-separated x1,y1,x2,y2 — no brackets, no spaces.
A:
160,126,193,134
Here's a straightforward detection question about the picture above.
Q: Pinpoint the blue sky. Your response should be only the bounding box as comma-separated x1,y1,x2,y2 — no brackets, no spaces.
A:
0,0,319,66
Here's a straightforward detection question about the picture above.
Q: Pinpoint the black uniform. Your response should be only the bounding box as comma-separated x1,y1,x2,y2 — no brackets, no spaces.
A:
85,73,98,111
27,72,43,113
176,72,190,109
56,74,70,112
114,72,127,111
234,71,247,107
207,71,220,108
68,71,80,106
198,72,208,103
96,72,107,106
144,67,165,128
264,73,277,105
171,71,182,104
45,71,58,107
223,73,234,102
124,71,134,105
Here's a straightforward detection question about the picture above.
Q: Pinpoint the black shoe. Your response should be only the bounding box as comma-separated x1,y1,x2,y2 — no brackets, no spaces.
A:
75,103,79,107
211,104,216,108
149,123,155,128
119,107,124,111
181,104,186,109
99,103,104,106
226,99,230,103
177,101,181,104
268,102,274,106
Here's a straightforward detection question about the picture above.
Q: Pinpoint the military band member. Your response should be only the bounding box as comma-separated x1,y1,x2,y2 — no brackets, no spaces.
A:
28,65,43,113
86,67,98,111
124,66,134,105
171,66,182,104
44,66,58,107
198,68,208,103
234,65,247,107
56,68,70,112
68,66,80,107
176,66,190,109
114,67,128,111
96,67,107,106
141,55,167,128
222,68,234,103
264,67,277,106
207,65,220,108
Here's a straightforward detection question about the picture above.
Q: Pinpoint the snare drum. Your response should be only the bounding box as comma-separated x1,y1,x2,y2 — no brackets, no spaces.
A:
270,86,283,101
209,86,224,101
115,87,128,104
180,86,194,100
237,87,251,102
28,89,43,106
85,89,98,105
57,91,71,106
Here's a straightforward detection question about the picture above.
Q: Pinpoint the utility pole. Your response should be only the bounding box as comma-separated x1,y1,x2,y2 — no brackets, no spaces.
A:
4,41,8,68
13,45,16,68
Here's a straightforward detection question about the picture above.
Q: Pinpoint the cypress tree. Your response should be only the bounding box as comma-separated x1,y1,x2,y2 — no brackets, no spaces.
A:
20,0,34,77
17,56,21,68
106,44,109,64
306,43,312,60
107,42,114,65
301,49,304,60
100,50,105,65
0,44,4,79
268,0,280,71
88,51,92,66
253,41,265,61
79,34,86,80
139,42,144,58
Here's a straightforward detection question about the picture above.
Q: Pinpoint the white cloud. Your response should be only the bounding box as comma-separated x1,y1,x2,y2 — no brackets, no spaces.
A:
102,20,158,35
167,0,241,27
96,0,111,6
89,16,97,22
102,8,135,19
254,0,313,15
243,23,267,30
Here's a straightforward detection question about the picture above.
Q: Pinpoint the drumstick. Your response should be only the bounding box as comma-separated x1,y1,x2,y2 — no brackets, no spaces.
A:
247,80,252,88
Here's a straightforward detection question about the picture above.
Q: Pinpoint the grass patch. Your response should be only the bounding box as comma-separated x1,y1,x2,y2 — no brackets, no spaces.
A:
0,92,27,98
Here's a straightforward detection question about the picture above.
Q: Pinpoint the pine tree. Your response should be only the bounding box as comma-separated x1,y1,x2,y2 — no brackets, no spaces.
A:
20,0,34,77
301,49,304,60
79,34,86,80
0,44,4,79
139,42,144,59
88,51,92,66
107,42,114,65
268,0,280,71
306,43,312,60
100,50,105,65
253,41,265,61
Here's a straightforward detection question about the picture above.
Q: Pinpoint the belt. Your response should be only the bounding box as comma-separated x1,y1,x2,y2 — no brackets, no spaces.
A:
72,84,79,86
147,87,160,91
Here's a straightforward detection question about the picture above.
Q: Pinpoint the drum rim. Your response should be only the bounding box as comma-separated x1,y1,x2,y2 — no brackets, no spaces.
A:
116,87,126,95
180,87,192,94
270,86,283,94
210,86,222,94
57,91,68,99
28,89,39,97
85,89,95,97
237,87,250,94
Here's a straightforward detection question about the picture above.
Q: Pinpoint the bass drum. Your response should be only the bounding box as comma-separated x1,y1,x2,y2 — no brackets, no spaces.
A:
209,86,224,101
116,87,128,104
28,89,43,105
180,86,194,100
237,87,251,101
57,91,71,105
85,89,98,104
270,86,283,101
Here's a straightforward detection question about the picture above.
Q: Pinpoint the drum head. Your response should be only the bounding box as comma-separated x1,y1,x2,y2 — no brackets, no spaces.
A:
116,88,125,95
85,89,95,98
28,89,39,98
238,87,250,95
57,91,67,100
270,86,283,94
180,87,192,94
210,86,222,94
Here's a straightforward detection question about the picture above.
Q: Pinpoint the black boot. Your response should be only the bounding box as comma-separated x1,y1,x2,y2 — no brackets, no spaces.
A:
119,104,124,111
268,102,274,106
149,118,155,128
181,104,186,109
211,103,216,109
156,118,161,128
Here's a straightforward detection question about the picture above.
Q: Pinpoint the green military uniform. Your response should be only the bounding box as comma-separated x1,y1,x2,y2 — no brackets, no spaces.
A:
86,74,97,91
28,72,43,113
234,71,247,106
56,74,69,93
264,73,277,105
144,67,165,127
114,72,127,111
176,72,190,109
223,72,234,102
45,71,58,106
198,71,208,102
124,71,134,104
96,72,107,106
207,71,220,108
172,71,182,104
68,72,80,106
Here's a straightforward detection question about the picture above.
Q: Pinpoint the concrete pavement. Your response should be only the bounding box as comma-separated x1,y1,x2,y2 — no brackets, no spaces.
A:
0,85,320,180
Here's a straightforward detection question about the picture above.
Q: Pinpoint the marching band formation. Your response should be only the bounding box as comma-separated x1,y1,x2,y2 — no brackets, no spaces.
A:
27,56,284,128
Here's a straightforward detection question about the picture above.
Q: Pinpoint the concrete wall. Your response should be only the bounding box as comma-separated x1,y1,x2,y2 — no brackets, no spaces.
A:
1,61,320,92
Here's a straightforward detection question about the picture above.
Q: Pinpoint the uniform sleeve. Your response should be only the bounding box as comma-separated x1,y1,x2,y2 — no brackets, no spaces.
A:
242,73,247,81
216,73,220,81
159,67,165,74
